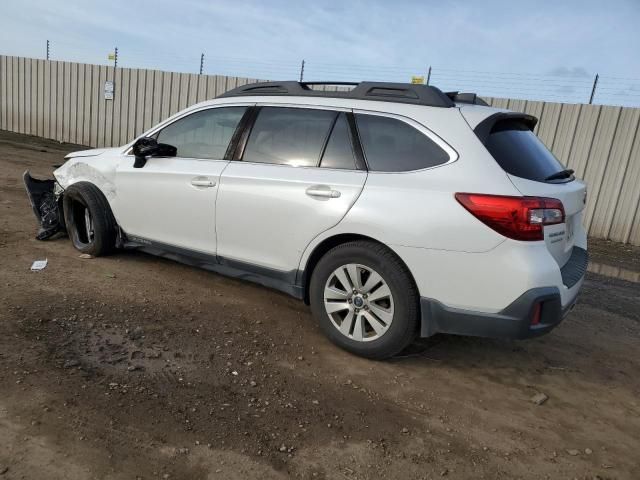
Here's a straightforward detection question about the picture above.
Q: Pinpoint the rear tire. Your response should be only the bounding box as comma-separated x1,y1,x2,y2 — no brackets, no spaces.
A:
309,241,419,359
62,182,117,256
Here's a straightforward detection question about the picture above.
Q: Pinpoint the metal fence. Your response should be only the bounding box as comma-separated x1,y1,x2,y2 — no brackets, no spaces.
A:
0,55,263,148
1,55,639,246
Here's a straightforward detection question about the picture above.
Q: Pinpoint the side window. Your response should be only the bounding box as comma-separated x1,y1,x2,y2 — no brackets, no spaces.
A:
243,107,336,167
355,114,449,172
156,107,246,160
320,113,357,170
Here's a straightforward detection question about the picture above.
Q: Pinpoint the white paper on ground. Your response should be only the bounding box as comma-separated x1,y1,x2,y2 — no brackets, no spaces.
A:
30,259,48,271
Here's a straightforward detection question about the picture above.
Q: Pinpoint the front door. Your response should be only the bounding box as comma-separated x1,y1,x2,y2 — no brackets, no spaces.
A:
216,106,367,273
113,105,248,254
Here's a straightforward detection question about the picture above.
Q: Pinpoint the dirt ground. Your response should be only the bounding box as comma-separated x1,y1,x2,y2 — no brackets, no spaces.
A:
1,130,639,480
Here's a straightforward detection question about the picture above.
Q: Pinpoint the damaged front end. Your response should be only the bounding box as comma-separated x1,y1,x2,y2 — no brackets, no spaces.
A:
23,171,66,240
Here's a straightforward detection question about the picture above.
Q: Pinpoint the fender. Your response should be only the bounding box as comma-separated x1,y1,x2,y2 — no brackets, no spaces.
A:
24,149,124,239
54,157,118,201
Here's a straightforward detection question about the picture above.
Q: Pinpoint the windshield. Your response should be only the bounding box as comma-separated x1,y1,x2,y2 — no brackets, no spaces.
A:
485,121,571,183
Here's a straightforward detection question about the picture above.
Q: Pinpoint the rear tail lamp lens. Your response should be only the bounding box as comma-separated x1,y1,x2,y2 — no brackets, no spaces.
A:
455,193,565,241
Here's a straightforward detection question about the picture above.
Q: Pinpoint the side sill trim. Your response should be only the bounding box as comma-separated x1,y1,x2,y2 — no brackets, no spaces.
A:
124,237,304,299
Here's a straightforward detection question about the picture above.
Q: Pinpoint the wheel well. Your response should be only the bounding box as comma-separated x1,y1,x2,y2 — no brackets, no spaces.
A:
301,233,418,305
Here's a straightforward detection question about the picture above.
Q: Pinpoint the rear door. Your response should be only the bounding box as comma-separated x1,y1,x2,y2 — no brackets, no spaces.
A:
216,105,367,273
482,119,587,266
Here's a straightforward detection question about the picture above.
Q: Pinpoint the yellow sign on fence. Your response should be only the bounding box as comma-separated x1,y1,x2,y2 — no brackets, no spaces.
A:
411,76,425,84
107,53,116,61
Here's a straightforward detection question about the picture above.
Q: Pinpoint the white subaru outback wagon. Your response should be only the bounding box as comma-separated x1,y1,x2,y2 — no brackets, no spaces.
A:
25,81,588,359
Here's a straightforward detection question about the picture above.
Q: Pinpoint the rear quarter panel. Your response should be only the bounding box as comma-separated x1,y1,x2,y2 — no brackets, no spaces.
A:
300,108,523,263
298,107,543,310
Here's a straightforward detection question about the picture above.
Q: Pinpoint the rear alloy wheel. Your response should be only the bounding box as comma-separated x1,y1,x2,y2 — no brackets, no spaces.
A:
324,263,394,342
310,241,419,359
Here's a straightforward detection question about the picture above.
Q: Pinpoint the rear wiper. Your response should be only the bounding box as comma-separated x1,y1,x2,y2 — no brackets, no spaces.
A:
545,169,574,182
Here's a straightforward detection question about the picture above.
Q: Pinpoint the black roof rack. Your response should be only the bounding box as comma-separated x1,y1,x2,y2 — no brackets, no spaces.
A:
445,91,489,106
218,81,456,108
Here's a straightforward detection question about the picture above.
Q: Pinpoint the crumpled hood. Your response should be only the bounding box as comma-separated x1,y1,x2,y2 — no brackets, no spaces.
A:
65,147,121,159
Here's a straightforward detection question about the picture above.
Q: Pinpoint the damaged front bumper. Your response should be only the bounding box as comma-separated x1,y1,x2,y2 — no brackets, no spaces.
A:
23,170,66,240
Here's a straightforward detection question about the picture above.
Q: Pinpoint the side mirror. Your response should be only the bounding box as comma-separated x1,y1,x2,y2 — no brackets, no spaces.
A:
132,137,177,168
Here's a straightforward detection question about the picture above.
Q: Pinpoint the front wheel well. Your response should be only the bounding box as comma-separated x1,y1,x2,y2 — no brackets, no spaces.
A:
300,234,419,305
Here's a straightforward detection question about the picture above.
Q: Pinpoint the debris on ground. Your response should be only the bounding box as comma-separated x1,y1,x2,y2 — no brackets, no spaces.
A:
63,359,80,369
30,259,48,271
530,392,549,405
127,327,144,341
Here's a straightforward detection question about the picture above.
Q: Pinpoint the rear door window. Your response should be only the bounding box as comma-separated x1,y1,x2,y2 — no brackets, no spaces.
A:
243,107,336,167
485,121,568,182
355,114,450,172
320,113,357,170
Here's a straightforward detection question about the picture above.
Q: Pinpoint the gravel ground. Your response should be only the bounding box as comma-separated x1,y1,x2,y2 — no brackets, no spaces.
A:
1,130,639,480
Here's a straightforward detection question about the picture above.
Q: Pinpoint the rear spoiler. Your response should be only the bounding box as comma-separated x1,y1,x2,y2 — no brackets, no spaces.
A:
473,112,538,144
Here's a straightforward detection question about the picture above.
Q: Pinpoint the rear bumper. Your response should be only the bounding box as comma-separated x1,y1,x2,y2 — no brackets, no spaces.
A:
420,283,582,340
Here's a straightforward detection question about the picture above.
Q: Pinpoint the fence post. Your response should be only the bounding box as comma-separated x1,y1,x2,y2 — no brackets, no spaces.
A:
299,59,305,82
113,47,118,68
426,66,432,86
589,73,599,104
199,53,204,75
46,40,50,60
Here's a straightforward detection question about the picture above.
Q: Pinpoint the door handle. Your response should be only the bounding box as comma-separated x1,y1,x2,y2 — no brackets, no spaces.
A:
306,186,341,199
190,178,216,188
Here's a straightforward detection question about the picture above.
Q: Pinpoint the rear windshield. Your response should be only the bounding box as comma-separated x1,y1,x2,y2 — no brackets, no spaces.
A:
485,121,569,182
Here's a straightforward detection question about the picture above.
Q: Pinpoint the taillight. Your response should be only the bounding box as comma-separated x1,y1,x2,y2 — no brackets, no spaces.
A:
455,193,565,241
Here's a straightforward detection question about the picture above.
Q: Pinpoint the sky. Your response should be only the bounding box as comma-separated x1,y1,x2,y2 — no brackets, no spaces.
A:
1,0,639,105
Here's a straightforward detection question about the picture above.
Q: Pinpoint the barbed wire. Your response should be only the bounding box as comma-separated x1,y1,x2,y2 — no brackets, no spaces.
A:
3,41,640,108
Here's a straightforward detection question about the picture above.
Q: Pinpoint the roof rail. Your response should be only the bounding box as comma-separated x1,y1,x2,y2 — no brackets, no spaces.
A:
445,91,489,106
218,81,455,108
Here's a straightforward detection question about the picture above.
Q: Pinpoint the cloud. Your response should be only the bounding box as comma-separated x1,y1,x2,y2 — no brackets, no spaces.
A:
0,0,639,100
547,67,591,78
